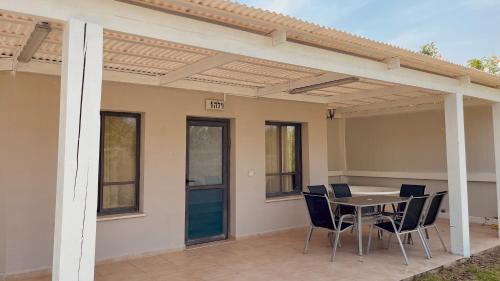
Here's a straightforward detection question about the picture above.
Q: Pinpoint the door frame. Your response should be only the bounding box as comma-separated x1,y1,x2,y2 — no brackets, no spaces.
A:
185,117,230,246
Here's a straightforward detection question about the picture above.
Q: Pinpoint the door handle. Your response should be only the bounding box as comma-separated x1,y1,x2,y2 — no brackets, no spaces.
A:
186,179,196,184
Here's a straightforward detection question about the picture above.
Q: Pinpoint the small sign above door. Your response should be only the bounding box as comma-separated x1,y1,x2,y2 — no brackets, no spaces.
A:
206,99,225,111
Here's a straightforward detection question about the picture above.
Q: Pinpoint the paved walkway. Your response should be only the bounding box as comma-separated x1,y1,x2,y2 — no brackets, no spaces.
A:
17,220,500,281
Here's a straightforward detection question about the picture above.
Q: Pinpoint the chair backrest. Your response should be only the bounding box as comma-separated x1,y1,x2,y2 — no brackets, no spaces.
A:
331,184,352,198
422,191,447,226
398,184,426,212
308,185,328,195
330,184,355,215
399,196,428,232
302,192,336,230
400,184,426,197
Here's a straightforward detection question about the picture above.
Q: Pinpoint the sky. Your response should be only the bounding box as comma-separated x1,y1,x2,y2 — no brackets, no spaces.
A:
238,0,500,65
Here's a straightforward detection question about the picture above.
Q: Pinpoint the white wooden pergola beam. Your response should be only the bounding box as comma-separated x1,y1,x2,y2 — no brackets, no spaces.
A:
159,53,240,85
257,72,351,96
10,59,331,104
458,75,471,85
2,0,499,102
0,58,11,71
383,57,400,70
336,95,443,114
444,93,470,257
492,103,500,238
337,96,488,119
270,29,286,46
52,19,103,281
327,85,415,104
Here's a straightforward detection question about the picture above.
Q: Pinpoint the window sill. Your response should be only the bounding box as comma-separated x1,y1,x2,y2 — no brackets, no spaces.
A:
97,212,146,222
265,195,302,203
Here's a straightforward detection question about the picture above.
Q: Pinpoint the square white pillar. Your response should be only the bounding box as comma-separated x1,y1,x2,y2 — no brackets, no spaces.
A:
492,103,500,238
444,93,470,257
52,19,103,281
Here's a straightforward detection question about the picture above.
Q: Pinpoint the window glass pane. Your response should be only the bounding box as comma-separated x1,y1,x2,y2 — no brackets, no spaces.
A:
265,125,279,174
103,116,137,183
265,122,301,197
266,175,281,194
281,126,296,173
188,126,223,186
281,175,296,193
102,184,136,209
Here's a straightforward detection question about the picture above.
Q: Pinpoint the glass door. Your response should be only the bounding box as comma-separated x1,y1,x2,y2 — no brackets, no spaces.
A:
185,118,229,245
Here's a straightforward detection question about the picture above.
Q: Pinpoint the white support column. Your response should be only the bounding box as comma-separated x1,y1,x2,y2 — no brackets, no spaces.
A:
52,19,103,281
444,93,470,257
492,103,500,238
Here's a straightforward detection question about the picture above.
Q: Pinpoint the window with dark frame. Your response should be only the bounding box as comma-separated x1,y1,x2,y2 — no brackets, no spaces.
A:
98,112,141,215
265,122,302,198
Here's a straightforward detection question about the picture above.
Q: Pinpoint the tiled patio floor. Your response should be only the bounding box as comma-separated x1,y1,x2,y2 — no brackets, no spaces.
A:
17,220,500,281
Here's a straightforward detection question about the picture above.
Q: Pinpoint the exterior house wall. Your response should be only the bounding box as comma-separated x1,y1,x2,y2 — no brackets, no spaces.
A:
327,107,497,219
327,118,346,171
1,72,328,275
0,76,6,278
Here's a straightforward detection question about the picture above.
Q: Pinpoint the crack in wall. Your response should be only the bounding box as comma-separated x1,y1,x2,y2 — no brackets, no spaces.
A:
76,22,88,281
78,168,90,281
73,23,88,201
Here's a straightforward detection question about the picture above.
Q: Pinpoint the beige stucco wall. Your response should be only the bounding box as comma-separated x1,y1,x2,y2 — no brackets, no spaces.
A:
327,107,497,219
0,79,5,278
344,107,495,174
326,118,345,171
1,72,328,275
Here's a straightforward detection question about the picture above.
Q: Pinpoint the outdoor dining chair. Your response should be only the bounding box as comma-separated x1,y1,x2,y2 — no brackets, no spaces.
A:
420,191,448,257
331,183,377,216
307,185,328,195
302,192,354,261
384,184,426,218
367,196,430,265
330,184,356,216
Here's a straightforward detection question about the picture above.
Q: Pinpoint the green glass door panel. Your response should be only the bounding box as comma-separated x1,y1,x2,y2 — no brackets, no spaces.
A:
187,188,224,240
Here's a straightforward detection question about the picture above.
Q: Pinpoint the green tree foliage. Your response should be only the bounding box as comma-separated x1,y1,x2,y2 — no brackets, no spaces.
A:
467,56,499,75
419,41,441,58
466,58,485,71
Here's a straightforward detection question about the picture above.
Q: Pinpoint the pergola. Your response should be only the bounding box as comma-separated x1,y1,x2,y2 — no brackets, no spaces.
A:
1,1,500,280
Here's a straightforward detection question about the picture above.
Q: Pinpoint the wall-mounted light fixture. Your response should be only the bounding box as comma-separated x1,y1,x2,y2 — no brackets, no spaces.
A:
327,108,336,120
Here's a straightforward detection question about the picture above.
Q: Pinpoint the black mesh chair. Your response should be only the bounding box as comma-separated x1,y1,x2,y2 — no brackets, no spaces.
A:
420,191,448,256
385,184,426,217
330,184,356,216
367,196,430,265
302,192,354,261
331,183,377,216
307,185,328,195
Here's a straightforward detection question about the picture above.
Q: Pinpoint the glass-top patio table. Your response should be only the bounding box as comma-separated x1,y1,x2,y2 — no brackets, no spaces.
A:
330,195,408,256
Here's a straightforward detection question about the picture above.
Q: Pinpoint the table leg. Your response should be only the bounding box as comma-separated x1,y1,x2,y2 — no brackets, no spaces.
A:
357,206,363,256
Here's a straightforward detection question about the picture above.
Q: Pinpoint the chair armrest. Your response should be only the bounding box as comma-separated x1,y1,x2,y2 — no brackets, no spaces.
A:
339,214,355,221
378,215,400,232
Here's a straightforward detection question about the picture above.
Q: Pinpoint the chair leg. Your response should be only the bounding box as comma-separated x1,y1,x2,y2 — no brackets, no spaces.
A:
417,229,431,259
434,225,448,252
367,224,374,254
331,229,343,262
304,225,313,254
328,232,333,247
395,233,410,265
422,227,433,258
